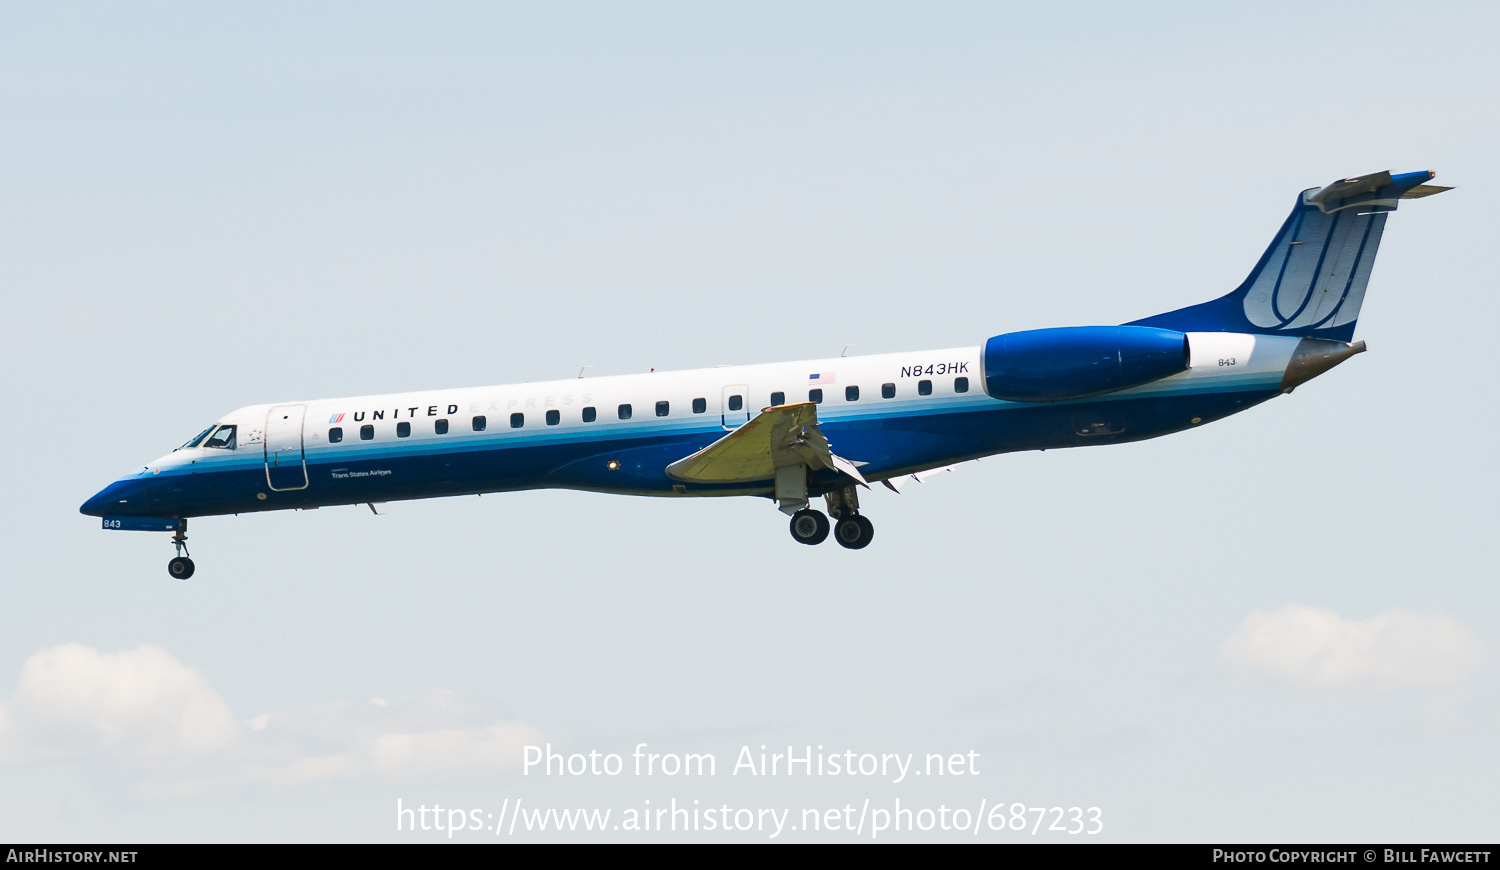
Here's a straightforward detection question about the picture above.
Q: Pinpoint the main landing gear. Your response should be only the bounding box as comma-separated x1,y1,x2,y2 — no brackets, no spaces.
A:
167,521,195,580
832,513,875,550
787,486,874,550
789,509,830,545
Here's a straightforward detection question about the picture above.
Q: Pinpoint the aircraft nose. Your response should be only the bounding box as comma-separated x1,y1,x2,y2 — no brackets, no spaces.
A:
80,478,139,517
81,489,109,516
80,485,115,517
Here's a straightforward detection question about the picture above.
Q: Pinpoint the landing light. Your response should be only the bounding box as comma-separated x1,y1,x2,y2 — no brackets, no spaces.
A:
606,460,621,471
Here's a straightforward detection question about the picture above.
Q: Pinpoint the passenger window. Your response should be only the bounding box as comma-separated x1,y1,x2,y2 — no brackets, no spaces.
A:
582,406,597,423
396,421,411,438
203,425,237,450
360,425,374,441
728,395,743,411
882,383,895,399
955,376,969,393
656,401,669,417
692,397,707,414
618,404,632,420
435,418,449,435
472,416,486,431
918,379,932,396
809,388,823,404
771,391,785,406
510,413,524,429
546,409,560,426
845,386,859,402
329,427,343,443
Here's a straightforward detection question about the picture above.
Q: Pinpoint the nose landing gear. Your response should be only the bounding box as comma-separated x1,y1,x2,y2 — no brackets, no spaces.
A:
167,522,195,579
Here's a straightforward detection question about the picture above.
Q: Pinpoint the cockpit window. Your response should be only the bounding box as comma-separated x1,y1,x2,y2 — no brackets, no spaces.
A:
203,425,237,450
177,426,216,451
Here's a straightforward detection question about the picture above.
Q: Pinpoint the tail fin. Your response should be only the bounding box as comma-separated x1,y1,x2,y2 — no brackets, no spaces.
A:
1129,170,1450,342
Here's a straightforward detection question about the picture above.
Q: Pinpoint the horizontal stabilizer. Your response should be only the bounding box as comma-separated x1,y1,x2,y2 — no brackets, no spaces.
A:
1305,169,1446,214
1305,171,1394,211
1401,183,1453,199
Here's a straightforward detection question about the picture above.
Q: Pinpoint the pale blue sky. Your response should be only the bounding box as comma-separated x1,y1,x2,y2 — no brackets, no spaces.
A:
1,1,1495,842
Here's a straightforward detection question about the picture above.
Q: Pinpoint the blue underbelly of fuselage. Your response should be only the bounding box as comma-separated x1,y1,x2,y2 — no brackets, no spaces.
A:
85,389,1278,519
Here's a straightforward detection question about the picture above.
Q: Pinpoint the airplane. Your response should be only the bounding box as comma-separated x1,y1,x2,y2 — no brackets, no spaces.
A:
82,170,1450,578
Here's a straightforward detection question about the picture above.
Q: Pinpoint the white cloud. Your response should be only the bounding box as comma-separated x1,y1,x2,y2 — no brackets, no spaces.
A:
0,644,544,789
1220,604,1484,689
365,720,544,776
0,643,238,762
242,691,545,784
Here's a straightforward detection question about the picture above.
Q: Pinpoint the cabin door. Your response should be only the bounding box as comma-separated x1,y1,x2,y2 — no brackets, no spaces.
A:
264,404,309,491
721,384,751,430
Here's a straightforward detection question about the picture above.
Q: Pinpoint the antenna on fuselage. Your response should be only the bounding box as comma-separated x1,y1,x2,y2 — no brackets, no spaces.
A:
841,345,856,357
578,366,591,378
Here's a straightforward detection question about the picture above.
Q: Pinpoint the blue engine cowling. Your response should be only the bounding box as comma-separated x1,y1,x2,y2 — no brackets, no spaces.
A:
981,325,1190,402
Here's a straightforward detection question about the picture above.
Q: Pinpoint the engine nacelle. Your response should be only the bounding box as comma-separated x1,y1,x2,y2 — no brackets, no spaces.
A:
981,325,1190,402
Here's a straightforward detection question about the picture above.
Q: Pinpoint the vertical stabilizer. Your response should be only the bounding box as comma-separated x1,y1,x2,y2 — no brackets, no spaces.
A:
1130,170,1450,342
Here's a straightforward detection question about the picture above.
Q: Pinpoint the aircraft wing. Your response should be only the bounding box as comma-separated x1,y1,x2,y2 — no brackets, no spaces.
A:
881,463,958,492
665,402,868,486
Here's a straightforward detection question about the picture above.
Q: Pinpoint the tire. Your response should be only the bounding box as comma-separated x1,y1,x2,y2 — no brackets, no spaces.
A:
168,556,196,580
834,515,874,550
789,509,830,545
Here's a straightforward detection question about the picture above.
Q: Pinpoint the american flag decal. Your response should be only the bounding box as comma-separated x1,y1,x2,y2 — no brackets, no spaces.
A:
808,372,835,384
329,413,345,424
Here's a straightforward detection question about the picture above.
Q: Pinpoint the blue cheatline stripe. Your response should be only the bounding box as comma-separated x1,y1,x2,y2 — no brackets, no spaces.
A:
150,376,1283,481
88,385,1288,520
